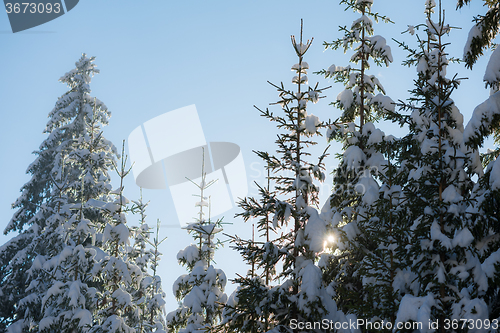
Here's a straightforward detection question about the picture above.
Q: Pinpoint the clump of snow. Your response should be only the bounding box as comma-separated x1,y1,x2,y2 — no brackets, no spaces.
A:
73,309,92,328
356,175,379,205
395,294,435,333
343,145,365,169
178,245,199,265
39,317,55,331
452,228,474,248
296,194,306,210
112,286,133,308
292,75,308,85
41,281,65,309
337,89,354,110
421,138,438,155
442,185,463,203
484,46,500,88
371,94,395,112
464,24,482,62
304,207,327,253
367,129,384,145
113,223,130,245
482,248,500,278
327,64,337,76
452,292,489,333
353,15,372,29
297,260,323,315
369,35,393,63
417,56,429,74
342,222,359,241
464,91,500,145
291,62,309,73
304,114,320,134
430,220,452,249
393,268,418,295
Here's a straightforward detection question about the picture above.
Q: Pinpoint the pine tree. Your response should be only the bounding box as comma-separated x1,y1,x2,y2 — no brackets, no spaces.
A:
21,113,118,333
129,193,152,333
90,148,143,333
130,195,167,333
393,1,492,330
317,0,403,323
224,21,339,333
460,0,500,322
165,150,227,333
466,142,500,322
0,54,116,333
142,220,167,333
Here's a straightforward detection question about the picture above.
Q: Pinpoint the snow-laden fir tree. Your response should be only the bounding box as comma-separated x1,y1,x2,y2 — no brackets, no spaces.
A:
130,193,152,276
393,1,493,330
129,195,167,333
10,105,119,333
223,22,342,333
129,192,153,333
317,0,406,323
461,2,500,323
143,220,167,333
89,148,144,333
465,95,500,323
0,54,117,333
165,150,227,333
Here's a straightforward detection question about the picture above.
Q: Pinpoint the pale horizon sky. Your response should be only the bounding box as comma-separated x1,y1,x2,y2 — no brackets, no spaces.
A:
0,0,494,310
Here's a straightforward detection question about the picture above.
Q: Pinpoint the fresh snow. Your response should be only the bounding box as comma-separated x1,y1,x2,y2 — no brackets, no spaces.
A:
304,114,320,134
464,90,500,145
304,207,327,253
395,294,435,333
337,89,354,110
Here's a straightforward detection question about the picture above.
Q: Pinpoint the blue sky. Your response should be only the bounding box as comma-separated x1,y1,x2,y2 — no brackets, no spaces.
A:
0,0,494,310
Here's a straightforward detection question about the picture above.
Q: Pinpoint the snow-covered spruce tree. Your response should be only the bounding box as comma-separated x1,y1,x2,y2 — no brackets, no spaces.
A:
457,3,500,319
394,1,492,330
130,192,152,277
0,54,116,333
461,10,500,323
317,0,405,322
344,140,413,327
144,220,167,333
224,22,339,333
219,165,277,333
16,108,119,333
129,193,167,333
165,151,227,333
89,149,144,333
129,192,153,333
465,95,500,323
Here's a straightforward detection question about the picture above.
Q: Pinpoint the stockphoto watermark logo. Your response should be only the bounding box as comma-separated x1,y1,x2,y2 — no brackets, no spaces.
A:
128,105,248,227
4,0,79,32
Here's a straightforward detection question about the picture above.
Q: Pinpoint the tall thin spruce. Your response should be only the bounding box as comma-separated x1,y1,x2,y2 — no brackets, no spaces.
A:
165,148,227,333
223,20,337,333
318,0,399,321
